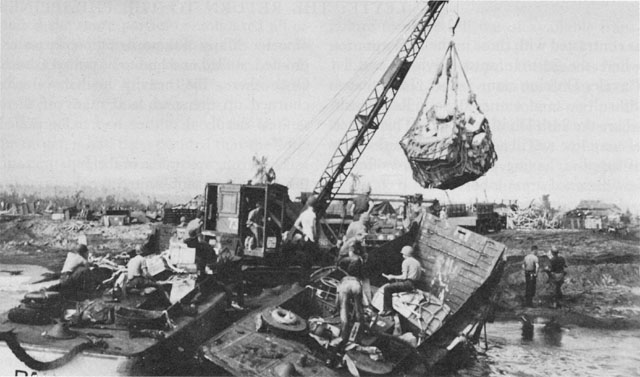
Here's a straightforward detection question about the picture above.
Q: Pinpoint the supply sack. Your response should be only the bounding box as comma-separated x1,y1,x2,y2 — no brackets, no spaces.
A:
400,42,497,190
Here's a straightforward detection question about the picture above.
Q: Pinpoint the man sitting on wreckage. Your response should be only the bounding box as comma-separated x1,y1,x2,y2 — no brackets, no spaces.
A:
126,245,163,291
379,246,422,317
56,244,96,294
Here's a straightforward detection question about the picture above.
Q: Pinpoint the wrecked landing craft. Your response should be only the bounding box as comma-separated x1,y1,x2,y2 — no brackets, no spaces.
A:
200,213,506,376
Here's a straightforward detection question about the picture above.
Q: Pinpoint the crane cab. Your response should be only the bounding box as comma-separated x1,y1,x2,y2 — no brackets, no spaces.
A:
203,183,289,261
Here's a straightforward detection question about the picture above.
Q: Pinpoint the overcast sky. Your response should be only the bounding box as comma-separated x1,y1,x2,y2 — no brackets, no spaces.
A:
1,1,639,211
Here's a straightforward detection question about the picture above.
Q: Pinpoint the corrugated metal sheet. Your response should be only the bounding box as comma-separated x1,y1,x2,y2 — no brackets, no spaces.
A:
415,213,506,313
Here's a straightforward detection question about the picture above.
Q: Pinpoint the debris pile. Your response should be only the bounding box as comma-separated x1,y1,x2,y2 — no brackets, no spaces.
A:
0,217,156,255
63,221,94,232
400,42,497,190
509,206,558,230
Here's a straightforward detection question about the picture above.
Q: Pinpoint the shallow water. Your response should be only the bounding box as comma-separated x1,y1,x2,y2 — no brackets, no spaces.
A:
440,321,640,377
0,264,54,313
2,265,639,377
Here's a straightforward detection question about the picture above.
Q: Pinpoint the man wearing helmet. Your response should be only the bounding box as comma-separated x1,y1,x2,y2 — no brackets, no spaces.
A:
379,245,422,316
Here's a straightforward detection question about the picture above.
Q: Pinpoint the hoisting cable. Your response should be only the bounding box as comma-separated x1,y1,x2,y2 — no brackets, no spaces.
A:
274,2,427,169
451,42,477,107
416,41,454,120
298,7,425,164
272,15,411,169
274,2,429,173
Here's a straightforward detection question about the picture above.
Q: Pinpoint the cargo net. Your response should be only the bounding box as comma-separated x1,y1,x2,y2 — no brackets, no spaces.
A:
400,41,497,190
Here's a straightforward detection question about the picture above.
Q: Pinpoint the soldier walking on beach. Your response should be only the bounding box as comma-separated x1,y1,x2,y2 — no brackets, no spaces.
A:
523,245,539,307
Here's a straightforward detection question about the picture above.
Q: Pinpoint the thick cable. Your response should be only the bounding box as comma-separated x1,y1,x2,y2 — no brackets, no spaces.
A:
275,4,425,170
274,2,428,168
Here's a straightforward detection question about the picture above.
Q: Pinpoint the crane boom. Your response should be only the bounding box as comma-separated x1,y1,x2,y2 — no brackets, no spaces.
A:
312,0,447,216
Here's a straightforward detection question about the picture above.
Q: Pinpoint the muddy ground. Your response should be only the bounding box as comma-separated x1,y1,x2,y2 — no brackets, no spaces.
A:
0,215,171,273
487,229,640,329
1,215,639,329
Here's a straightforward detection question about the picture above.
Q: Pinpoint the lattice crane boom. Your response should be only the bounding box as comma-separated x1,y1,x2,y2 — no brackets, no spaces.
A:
312,0,447,216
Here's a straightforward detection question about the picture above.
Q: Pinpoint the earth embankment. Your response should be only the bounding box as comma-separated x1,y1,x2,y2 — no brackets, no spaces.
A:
488,229,640,328
2,216,638,329
0,215,165,272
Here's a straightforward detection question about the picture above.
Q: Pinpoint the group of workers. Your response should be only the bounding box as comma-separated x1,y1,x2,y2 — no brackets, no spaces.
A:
523,244,568,308
288,193,424,338
55,190,571,344
335,241,422,334
55,212,244,310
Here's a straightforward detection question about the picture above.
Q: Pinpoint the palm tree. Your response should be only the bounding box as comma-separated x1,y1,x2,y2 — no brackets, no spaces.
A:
252,155,269,184
349,172,362,194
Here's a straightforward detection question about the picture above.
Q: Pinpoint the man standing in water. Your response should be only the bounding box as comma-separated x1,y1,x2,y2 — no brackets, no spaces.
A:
523,245,539,307
547,246,567,308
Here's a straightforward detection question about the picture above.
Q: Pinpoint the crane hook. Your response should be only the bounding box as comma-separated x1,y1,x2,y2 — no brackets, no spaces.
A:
450,14,460,37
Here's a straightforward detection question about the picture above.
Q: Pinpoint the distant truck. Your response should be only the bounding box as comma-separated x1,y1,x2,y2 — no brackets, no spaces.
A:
445,203,504,234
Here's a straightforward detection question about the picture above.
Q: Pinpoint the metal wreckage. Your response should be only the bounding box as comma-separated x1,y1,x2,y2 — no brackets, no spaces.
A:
0,1,506,375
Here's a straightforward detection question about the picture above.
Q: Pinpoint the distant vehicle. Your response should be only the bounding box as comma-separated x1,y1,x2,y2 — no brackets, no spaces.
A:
445,203,504,234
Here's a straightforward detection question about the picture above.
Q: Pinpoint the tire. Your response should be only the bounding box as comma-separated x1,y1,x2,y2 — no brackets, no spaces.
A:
8,306,52,325
271,308,298,325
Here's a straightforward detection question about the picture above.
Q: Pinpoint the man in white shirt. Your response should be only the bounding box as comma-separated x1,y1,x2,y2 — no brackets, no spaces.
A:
293,196,319,272
294,196,317,243
59,244,93,292
379,246,422,316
